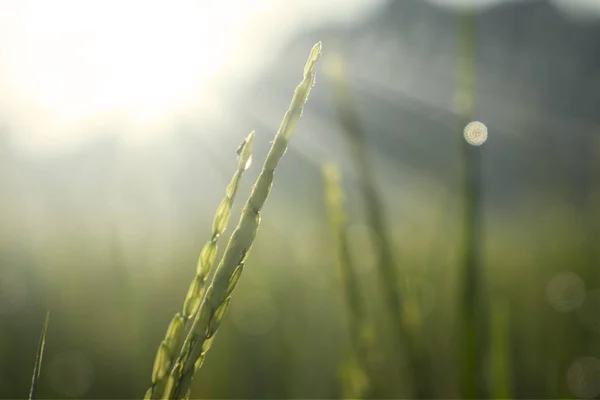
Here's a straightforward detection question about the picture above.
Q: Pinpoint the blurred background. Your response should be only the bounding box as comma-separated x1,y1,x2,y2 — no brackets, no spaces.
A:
0,0,599,398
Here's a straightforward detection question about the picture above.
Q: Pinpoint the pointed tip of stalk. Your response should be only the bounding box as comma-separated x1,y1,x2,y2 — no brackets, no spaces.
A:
314,41,322,52
237,131,255,171
246,131,255,151
304,41,323,78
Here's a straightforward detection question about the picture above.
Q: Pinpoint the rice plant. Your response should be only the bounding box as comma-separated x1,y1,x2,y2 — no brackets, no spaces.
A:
145,131,255,400
151,41,322,400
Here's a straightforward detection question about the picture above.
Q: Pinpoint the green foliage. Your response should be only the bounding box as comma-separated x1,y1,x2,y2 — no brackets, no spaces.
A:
326,50,433,398
10,26,594,400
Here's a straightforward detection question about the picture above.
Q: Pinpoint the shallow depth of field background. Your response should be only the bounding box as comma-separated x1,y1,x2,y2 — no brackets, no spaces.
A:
1,0,599,398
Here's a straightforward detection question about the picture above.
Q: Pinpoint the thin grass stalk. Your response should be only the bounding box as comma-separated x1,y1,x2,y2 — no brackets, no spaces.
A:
29,311,50,400
162,42,322,400
144,132,255,399
322,163,372,398
456,10,487,399
326,52,433,398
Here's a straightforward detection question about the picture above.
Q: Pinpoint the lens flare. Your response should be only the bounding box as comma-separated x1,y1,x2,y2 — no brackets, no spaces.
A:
463,121,488,146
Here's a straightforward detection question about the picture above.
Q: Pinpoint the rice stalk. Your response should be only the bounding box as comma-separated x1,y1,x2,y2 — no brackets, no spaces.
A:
161,41,322,400
325,51,433,398
29,311,50,400
456,10,487,399
145,132,255,399
322,163,372,398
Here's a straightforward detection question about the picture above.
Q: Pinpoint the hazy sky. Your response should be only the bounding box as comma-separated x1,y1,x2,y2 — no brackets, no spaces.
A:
0,0,383,156
430,0,600,16
0,0,596,157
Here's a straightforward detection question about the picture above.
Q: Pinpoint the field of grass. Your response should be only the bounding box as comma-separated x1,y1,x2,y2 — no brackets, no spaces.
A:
1,35,599,400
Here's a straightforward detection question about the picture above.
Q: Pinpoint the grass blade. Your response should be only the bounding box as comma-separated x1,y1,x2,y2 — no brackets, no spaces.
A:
163,41,322,400
29,311,50,400
323,163,373,398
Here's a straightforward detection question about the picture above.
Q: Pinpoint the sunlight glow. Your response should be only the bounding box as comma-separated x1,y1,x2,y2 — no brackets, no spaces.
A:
0,0,270,151
0,0,383,156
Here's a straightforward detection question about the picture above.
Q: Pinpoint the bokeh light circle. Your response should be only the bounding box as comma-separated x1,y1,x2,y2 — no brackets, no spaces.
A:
463,121,488,146
567,356,600,399
546,272,585,312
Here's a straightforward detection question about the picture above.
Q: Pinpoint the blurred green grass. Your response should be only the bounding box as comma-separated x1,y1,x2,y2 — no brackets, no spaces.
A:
1,191,598,398
1,12,599,397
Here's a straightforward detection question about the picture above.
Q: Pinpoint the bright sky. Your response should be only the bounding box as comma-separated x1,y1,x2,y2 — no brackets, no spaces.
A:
0,0,596,157
0,0,382,156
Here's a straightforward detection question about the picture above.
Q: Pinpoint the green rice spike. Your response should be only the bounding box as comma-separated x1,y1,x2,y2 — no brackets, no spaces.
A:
29,311,50,400
326,50,433,397
146,132,254,399
150,314,185,385
183,131,255,319
323,163,372,398
164,41,322,400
